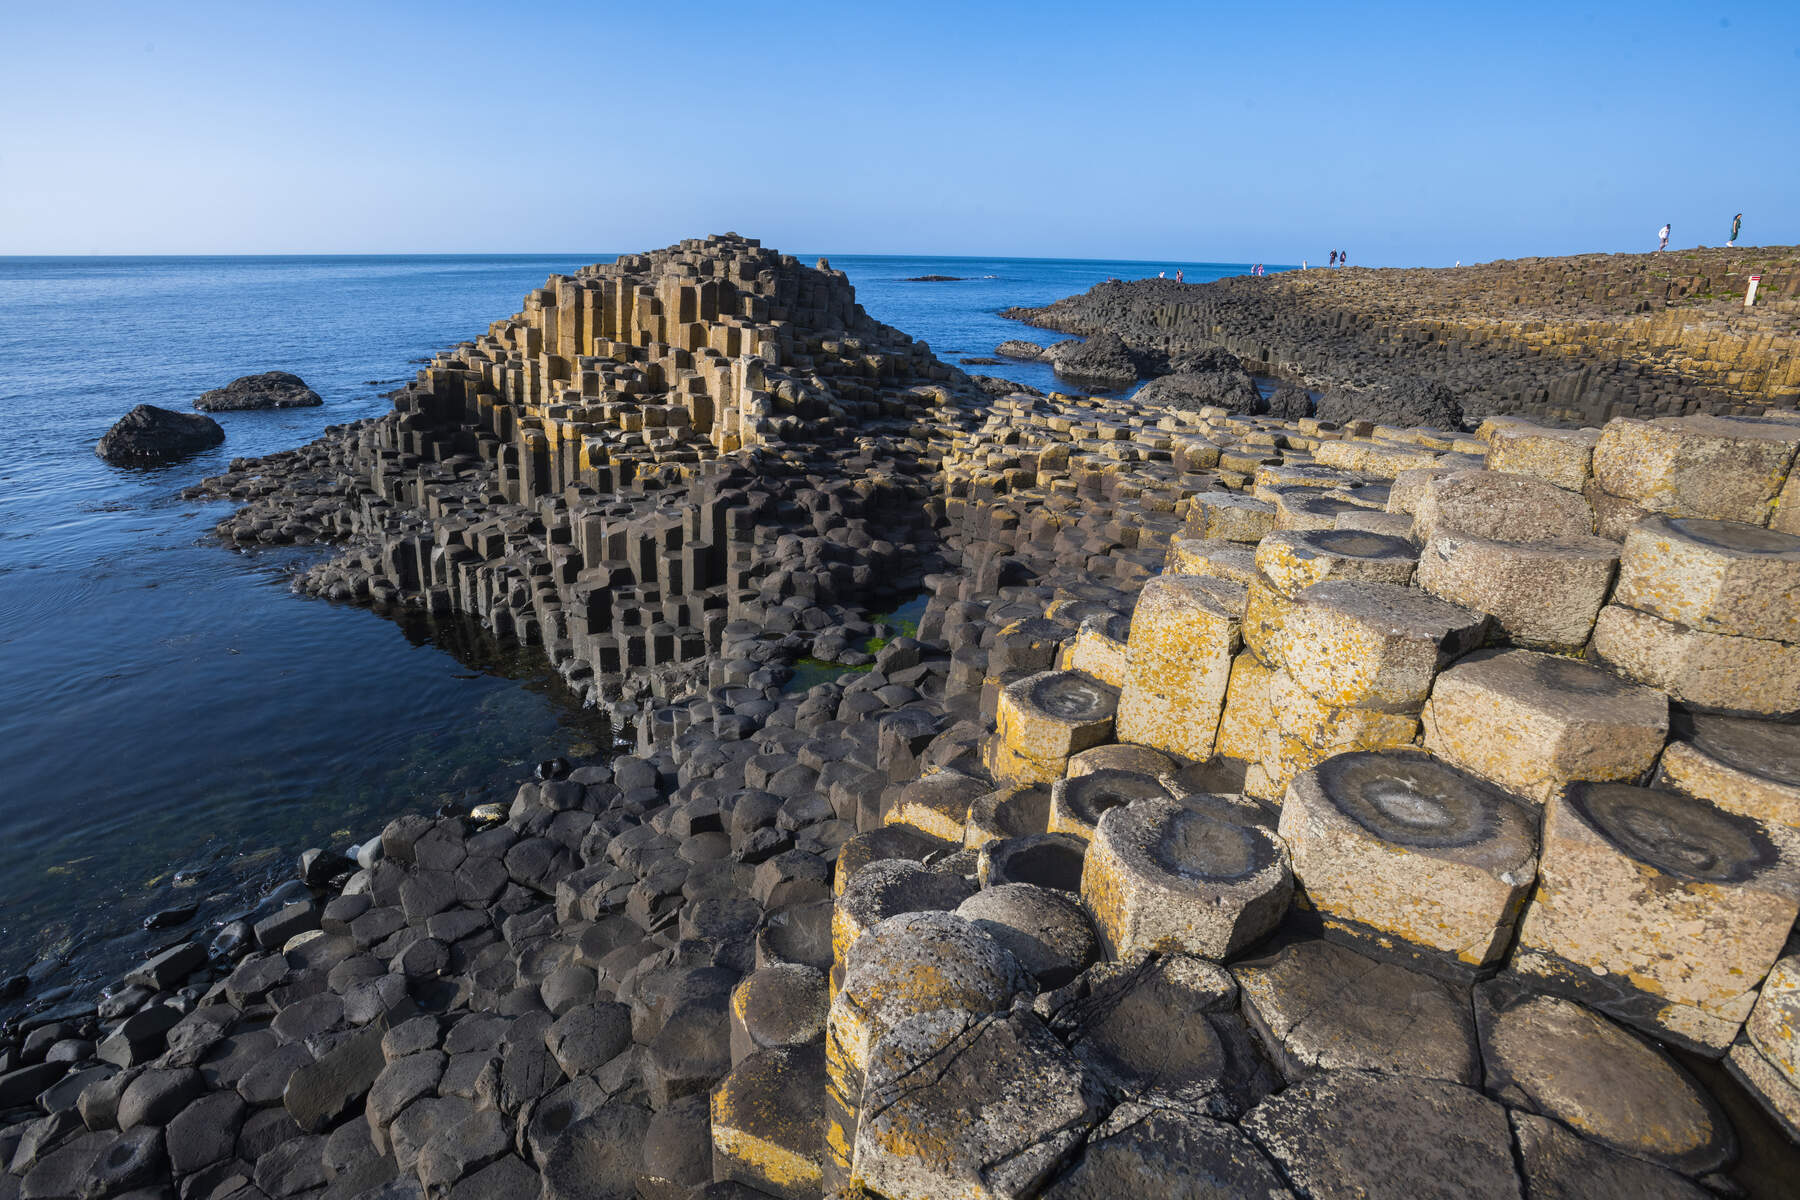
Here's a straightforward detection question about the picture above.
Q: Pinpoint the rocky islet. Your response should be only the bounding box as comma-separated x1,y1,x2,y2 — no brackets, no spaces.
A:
8,234,1800,1198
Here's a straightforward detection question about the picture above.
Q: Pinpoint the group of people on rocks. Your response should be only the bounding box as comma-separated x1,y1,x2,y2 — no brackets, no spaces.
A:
1656,213,1745,251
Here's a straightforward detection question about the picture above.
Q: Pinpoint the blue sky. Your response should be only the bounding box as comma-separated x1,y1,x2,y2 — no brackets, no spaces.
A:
2,1,1794,264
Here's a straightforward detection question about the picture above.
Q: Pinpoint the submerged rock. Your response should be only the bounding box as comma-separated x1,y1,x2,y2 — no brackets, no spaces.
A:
96,405,224,464
194,371,322,411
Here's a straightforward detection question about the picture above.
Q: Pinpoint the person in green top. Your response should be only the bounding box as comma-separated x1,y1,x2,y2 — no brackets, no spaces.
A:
1729,213,1743,246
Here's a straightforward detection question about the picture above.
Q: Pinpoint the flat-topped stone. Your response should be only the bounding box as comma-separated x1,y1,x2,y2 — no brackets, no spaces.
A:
1083,795,1291,960
1048,768,1172,841
1422,649,1668,804
1513,781,1800,1052
1279,750,1538,973
1660,710,1800,828
1614,514,1800,643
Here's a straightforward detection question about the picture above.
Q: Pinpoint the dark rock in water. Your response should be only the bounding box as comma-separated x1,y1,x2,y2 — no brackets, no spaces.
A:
143,903,198,930
903,275,963,282
1316,377,1465,430
535,757,573,782
960,357,1003,366
209,920,254,963
95,405,225,465
1266,384,1314,420
1048,331,1139,390
996,340,1047,361
193,371,322,412
1136,369,1264,414
298,847,352,888
2,973,29,999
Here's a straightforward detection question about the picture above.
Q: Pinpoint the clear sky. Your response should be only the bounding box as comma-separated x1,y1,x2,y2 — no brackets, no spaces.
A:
3,1,1795,264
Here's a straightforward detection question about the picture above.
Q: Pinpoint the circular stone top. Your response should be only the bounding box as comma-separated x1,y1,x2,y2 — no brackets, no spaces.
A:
1308,528,1415,559
1674,710,1800,788
836,911,1030,1047
1661,515,1800,557
980,833,1088,891
1025,671,1117,722
1057,770,1172,831
1153,808,1277,884
1564,783,1777,884
1485,991,1728,1173
1317,752,1532,853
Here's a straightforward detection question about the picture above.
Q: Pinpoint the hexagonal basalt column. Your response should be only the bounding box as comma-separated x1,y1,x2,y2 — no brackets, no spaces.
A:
1613,515,1800,643
1252,668,1423,799
710,1044,828,1200
1485,422,1600,492
1067,742,1177,778
990,669,1119,785
1417,530,1619,652
832,859,974,970
1730,952,1800,1139
1049,768,1174,841
1422,649,1669,804
1185,492,1277,542
1593,604,1800,717
1215,650,1274,762
1063,613,1132,689
1411,469,1595,545
1278,751,1538,973
824,911,1031,1190
963,783,1051,849
1115,576,1242,762
852,1009,1104,1200
1165,537,1260,587
1083,796,1292,960
1512,781,1800,1053
884,770,989,844
1593,414,1798,526
1275,580,1488,713
1659,711,1800,828
1253,528,1417,597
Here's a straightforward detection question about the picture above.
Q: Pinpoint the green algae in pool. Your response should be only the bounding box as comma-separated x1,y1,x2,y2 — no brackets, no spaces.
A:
782,593,930,694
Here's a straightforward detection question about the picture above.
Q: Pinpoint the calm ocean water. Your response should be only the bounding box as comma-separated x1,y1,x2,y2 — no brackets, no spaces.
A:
0,250,1257,1008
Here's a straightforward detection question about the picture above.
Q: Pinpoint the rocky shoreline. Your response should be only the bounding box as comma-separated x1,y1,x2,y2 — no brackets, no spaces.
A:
1001,247,1800,429
6,235,1800,1199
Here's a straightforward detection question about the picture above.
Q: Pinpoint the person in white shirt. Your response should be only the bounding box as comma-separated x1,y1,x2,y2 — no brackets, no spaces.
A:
1658,223,1671,251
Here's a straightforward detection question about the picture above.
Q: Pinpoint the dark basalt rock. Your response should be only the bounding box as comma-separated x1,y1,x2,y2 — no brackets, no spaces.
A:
903,275,964,282
1315,375,1465,430
1049,331,1139,391
1134,369,1264,415
193,371,322,412
96,404,225,464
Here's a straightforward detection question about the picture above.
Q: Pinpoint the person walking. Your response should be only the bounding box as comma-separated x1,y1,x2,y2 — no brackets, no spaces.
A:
1329,250,1338,266
1729,213,1743,246
1175,268,1184,283
1341,250,1348,266
1658,223,1671,251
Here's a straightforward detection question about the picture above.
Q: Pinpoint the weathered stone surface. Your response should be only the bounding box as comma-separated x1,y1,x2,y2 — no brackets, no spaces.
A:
710,1044,827,1200
1115,575,1242,760
1513,781,1800,1052
1417,529,1618,651
1475,979,1731,1174
1233,935,1479,1084
1485,422,1600,492
1040,1103,1294,1199
537,1098,653,1200
1048,768,1171,841
1660,711,1800,828
283,1020,386,1133
1083,795,1291,961
1253,528,1416,598
1275,579,1487,711
729,963,828,1065
1242,1069,1522,1200
955,883,1098,988
1422,649,1669,803
1593,602,1800,715
853,1009,1104,1200
992,669,1118,783
1412,469,1594,544
1509,1111,1710,1200
1038,954,1276,1117
832,857,975,966
96,404,224,464
1614,515,1800,642
1278,751,1538,971
1594,414,1798,526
